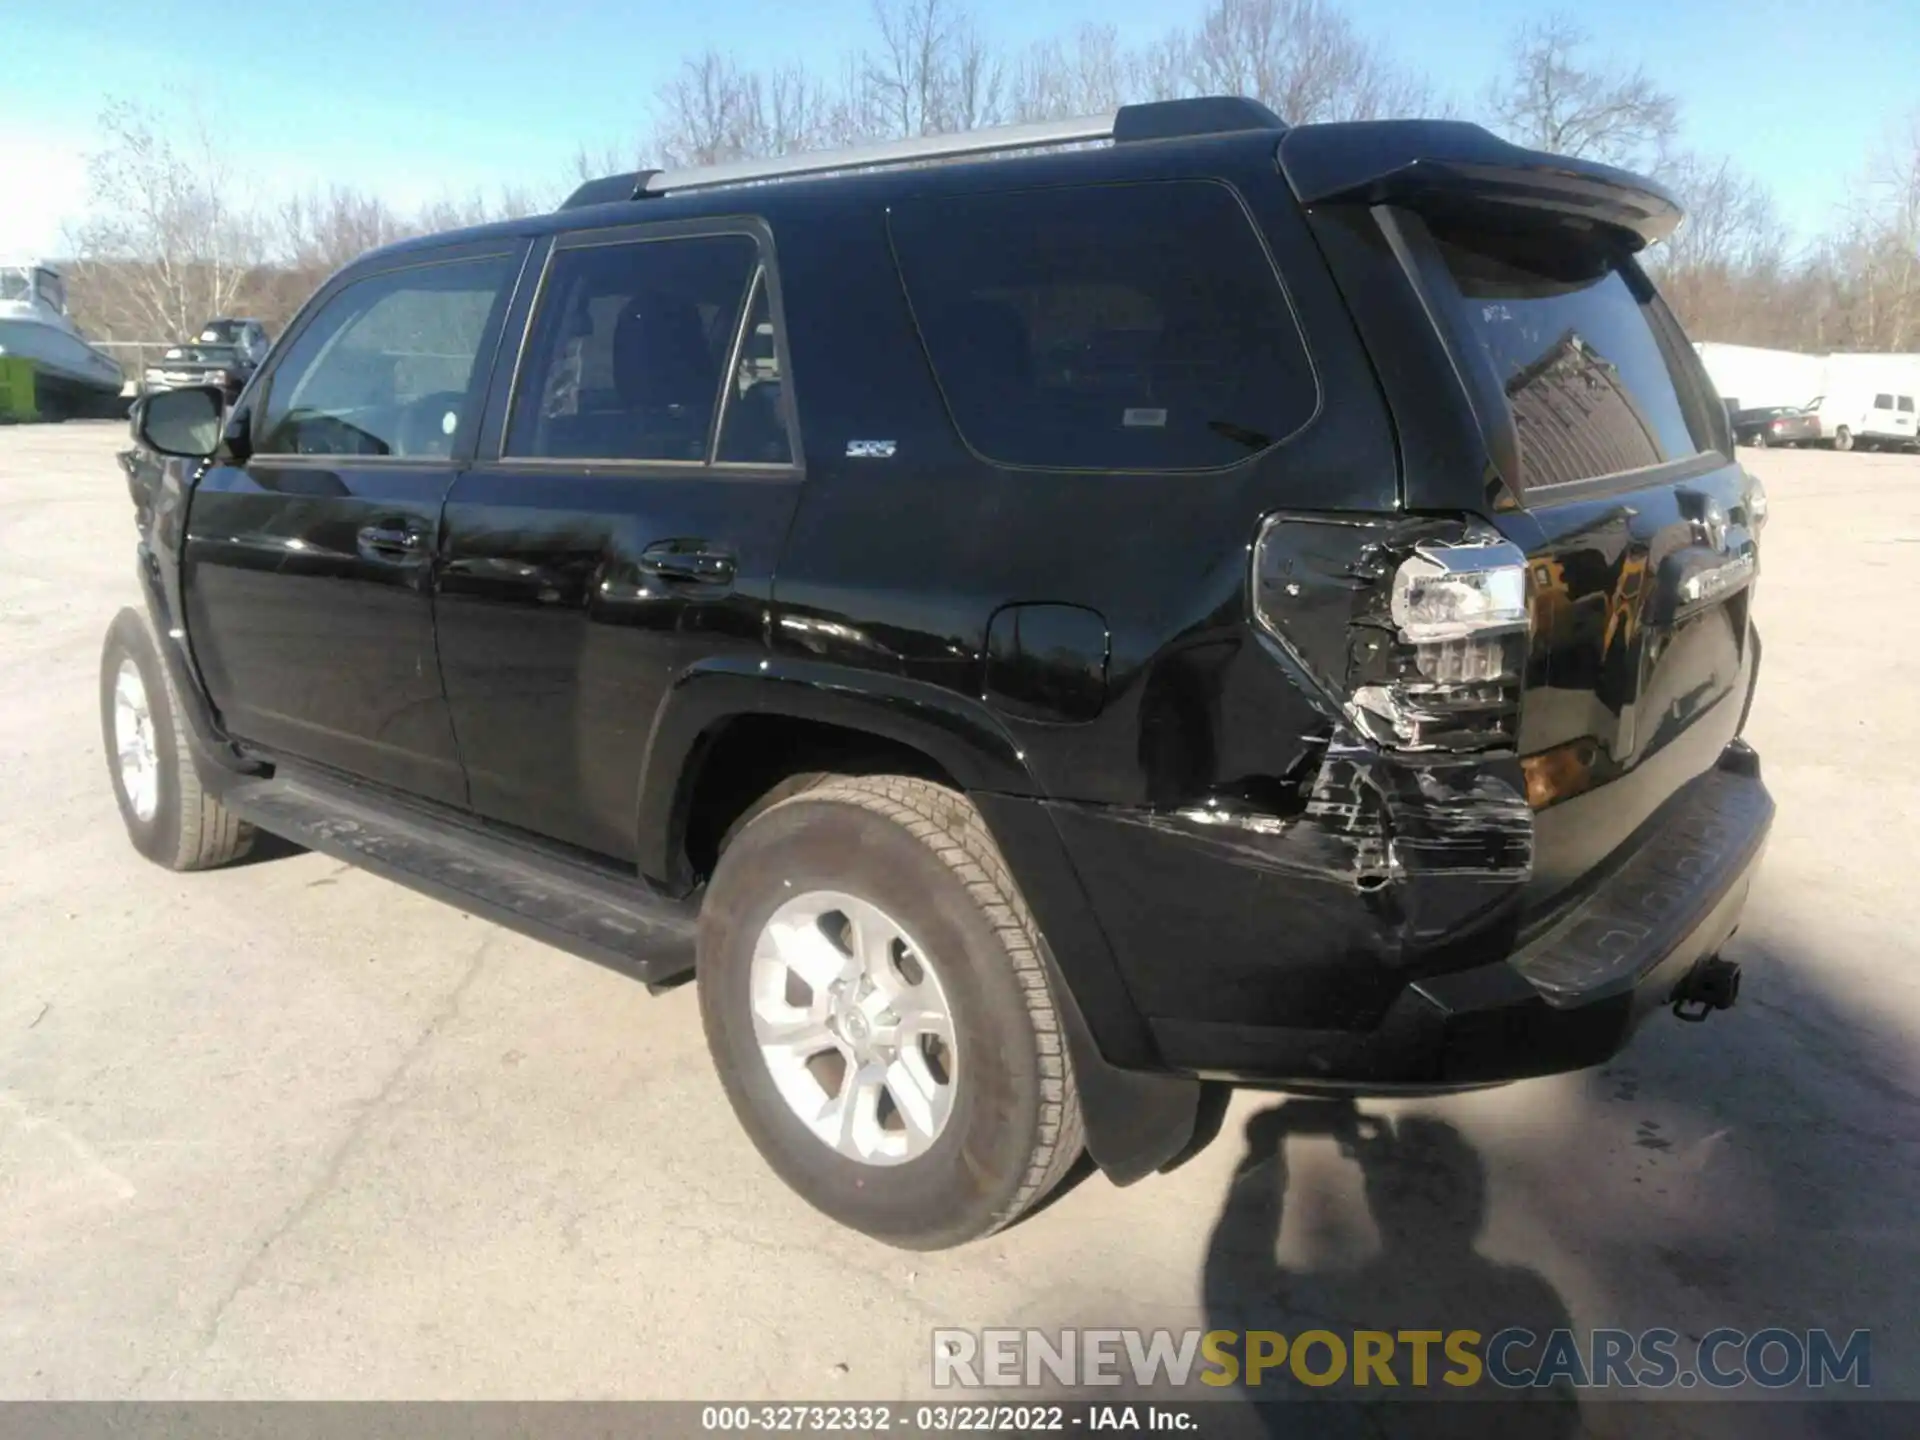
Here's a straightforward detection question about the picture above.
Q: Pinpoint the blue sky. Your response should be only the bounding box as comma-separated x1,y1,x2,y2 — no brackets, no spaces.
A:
3,0,1916,257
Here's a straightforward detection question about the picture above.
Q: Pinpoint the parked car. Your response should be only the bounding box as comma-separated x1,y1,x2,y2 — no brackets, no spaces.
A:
106,99,1772,1249
142,341,259,403
194,317,272,366
1731,403,1822,447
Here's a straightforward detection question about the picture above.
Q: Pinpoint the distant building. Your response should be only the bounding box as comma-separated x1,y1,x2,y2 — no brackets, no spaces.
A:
1694,342,1920,413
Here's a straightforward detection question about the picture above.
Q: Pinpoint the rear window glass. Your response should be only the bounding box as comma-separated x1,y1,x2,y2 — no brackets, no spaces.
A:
888,181,1315,471
1425,217,1712,490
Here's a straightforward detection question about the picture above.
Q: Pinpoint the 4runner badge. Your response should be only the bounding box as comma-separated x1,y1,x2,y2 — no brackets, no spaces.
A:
846,439,897,458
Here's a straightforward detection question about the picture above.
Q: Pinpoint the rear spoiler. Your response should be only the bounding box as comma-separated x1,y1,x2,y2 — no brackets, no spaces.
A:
1278,120,1682,250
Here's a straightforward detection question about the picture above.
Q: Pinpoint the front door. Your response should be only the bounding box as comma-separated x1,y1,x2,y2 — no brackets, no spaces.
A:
436,222,802,861
182,246,524,804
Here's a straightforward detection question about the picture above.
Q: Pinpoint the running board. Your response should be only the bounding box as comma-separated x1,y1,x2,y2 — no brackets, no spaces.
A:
222,774,699,987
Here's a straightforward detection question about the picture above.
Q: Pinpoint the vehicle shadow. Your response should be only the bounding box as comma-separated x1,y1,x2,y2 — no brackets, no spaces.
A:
1173,913,1919,1438
224,829,308,867
1199,1099,1579,1438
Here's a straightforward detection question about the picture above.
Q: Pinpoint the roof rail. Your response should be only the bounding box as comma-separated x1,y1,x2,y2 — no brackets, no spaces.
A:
559,96,1285,208
645,112,1118,198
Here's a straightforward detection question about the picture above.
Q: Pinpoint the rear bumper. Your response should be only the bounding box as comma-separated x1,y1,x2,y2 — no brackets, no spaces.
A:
1147,743,1773,1088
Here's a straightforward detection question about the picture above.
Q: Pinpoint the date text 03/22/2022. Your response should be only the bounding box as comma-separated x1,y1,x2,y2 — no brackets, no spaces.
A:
699,1404,1197,1432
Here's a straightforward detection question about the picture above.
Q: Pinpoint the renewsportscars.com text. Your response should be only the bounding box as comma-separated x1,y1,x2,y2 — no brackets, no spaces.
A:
932,1327,1871,1392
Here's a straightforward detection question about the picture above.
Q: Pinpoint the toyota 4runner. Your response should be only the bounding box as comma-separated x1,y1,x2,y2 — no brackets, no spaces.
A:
106,97,1772,1250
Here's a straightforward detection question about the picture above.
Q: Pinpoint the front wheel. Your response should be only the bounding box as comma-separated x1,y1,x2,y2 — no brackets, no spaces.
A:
697,775,1083,1249
100,608,255,870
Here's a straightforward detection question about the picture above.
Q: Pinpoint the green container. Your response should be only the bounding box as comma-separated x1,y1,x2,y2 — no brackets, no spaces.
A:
0,357,36,421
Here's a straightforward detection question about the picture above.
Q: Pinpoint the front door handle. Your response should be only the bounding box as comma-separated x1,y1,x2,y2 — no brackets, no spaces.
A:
639,540,736,585
357,521,428,562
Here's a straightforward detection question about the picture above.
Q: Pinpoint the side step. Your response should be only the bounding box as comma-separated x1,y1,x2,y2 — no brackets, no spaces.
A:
222,773,699,987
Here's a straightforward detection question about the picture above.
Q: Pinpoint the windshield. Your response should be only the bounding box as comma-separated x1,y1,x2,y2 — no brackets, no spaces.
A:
196,322,244,344
163,345,241,365
0,269,30,302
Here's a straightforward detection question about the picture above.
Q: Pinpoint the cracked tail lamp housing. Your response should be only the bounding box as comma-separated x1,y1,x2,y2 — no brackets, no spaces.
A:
1251,515,1531,753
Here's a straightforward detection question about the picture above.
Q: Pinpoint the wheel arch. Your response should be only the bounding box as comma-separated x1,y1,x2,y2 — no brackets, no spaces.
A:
634,656,1038,891
640,658,1202,1182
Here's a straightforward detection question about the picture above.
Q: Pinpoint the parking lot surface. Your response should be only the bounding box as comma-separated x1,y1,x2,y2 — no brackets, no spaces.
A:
2,424,1916,1426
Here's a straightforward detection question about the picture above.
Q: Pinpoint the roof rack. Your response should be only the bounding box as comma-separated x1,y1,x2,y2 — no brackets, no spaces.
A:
559,96,1285,209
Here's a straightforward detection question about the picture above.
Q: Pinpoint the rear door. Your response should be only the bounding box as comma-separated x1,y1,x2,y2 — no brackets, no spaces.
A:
436,220,802,861
182,244,523,804
1385,209,1760,906
1869,392,1898,439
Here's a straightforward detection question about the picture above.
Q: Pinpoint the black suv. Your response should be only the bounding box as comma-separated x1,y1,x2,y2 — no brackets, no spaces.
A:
107,97,1771,1250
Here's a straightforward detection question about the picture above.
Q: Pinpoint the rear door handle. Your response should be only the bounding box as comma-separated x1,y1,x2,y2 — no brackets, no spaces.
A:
357,521,429,562
639,540,736,585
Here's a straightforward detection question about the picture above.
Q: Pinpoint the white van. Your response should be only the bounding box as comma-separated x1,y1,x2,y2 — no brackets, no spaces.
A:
1818,390,1918,451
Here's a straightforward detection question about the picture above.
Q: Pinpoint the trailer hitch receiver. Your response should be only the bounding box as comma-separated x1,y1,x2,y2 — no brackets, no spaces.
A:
1672,956,1741,1023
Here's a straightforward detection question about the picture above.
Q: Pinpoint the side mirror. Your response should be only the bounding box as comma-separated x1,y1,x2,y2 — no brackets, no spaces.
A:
135,385,225,459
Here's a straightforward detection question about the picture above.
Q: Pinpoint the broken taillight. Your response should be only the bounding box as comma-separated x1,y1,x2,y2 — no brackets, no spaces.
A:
1251,515,1530,753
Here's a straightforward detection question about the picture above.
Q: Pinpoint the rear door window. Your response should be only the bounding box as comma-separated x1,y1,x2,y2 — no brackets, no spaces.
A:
508,233,762,463
1422,216,1715,492
887,181,1315,471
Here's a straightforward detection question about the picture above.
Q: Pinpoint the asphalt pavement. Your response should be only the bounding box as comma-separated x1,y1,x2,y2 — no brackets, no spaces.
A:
2,424,1915,1432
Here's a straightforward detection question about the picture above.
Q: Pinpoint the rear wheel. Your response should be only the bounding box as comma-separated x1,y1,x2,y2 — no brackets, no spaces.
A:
697,775,1083,1249
99,608,255,870
1751,430,1769,448
1834,426,1854,452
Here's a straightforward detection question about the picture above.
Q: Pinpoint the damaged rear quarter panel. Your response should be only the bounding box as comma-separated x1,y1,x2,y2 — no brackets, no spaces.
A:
1046,724,1533,1034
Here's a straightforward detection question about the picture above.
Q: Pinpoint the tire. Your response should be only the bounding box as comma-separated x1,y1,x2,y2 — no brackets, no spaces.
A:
1834,426,1853,452
1751,431,1769,448
697,774,1083,1249
100,607,255,870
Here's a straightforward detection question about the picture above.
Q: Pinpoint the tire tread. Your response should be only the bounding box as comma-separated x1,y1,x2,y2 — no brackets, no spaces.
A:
766,774,1084,1237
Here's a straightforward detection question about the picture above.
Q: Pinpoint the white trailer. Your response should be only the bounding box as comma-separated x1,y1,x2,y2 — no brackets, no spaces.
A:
1693,343,1826,414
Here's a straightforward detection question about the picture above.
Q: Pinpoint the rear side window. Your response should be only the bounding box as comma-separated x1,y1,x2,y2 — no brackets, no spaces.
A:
1424,217,1713,491
508,234,763,462
888,181,1315,471
258,256,514,458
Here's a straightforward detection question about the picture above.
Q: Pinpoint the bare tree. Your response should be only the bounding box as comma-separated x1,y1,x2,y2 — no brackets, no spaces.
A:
1648,152,1791,344
278,185,411,276
1487,16,1679,169
66,100,266,341
414,185,549,235
858,0,1004,137
1009,24,1137,121
1183,0,1435,124
649,49,840,164
1733,114,1920,354
1132,32,1196,105
572,139,646,184
940,20,1006,133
